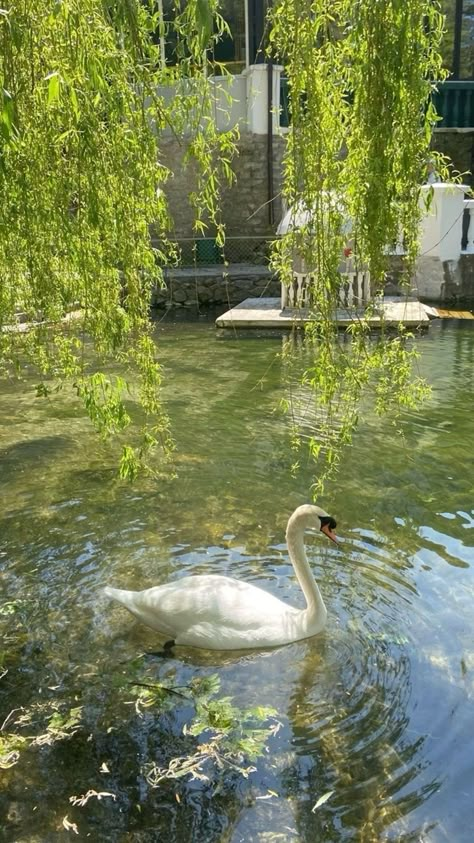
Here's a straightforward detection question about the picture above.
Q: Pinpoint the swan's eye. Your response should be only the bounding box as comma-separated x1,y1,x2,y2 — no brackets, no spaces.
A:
320,516,337,531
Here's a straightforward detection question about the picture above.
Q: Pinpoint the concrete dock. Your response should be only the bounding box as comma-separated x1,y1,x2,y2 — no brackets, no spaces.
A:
216,296,433,329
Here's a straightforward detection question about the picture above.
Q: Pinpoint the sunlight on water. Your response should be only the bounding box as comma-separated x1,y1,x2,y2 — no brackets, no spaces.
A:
0,316,473,842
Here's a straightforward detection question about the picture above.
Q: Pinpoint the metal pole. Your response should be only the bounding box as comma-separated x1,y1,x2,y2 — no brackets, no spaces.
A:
244,0,250,69
157,0,166,71
452,0,463,79
267,0,274,225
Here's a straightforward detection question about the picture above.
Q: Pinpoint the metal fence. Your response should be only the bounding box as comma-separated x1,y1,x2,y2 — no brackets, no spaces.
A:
433,81,474,130
167,236,277,267
281,77,474,131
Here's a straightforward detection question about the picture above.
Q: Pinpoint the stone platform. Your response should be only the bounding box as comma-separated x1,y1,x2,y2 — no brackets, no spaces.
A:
216,296,432,329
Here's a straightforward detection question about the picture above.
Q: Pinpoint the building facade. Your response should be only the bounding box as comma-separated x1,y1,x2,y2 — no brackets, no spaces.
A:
158,1,474,243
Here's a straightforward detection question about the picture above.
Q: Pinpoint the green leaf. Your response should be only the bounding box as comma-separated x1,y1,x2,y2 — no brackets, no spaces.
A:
119,446,140,482
195,0,213,51
69,86,80,121
46,72,60,105
0,88,15,141
312,791,334,812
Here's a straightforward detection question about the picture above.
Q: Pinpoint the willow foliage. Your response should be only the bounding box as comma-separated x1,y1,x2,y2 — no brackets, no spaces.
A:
0,0,452,489
270,0,449,494
0,0,237,478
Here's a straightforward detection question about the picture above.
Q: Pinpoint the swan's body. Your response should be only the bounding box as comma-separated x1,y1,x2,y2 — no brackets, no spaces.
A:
104,505,337,650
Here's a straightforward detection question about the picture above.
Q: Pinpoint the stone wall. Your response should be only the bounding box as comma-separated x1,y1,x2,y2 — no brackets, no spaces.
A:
415,254,474,302
152,265,280,308
158,133,286,239
152,255,474,310
157,128,473,240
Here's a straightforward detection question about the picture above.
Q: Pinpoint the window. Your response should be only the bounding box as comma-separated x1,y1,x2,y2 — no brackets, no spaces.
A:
214,1,247,72
441,0,474,79
159,0,247,73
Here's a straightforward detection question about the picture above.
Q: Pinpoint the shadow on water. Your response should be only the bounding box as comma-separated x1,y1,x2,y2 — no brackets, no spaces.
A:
0,436,73,482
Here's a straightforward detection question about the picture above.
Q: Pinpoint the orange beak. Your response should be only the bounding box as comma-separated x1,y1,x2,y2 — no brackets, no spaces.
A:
321,523,338,543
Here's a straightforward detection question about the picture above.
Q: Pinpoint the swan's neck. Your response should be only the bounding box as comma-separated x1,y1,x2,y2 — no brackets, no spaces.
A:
287,523,327,622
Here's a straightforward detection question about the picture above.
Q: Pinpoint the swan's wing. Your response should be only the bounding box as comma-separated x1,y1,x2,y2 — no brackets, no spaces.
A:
130,574,295,637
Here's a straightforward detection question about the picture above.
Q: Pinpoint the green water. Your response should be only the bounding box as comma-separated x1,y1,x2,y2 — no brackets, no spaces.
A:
1,316,473,842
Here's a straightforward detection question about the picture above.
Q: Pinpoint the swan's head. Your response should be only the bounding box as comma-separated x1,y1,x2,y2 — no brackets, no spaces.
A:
287,504,338,543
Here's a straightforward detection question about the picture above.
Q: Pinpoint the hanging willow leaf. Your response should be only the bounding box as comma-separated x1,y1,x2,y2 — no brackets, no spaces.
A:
46,71,60,104
195,0,213,51
269,0,449,494
0,0,238,476
0,87,15,141
0,0,448,486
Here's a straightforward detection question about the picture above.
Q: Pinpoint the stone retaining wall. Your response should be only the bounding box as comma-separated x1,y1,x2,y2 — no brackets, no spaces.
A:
152,265,279,308
152,256,474,310
159,134,286,239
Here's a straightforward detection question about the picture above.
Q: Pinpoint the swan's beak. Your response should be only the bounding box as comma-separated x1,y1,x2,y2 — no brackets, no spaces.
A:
321,524,338,543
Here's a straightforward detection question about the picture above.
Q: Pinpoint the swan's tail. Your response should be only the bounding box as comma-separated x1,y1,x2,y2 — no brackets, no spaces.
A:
103,585,135,607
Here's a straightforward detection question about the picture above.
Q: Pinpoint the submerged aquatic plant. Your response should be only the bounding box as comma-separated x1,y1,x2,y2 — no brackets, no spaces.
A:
141,673,279,787
0,702,83,769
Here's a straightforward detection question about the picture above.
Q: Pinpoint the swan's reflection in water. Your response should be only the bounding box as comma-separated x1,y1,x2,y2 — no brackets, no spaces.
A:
283,637,437,841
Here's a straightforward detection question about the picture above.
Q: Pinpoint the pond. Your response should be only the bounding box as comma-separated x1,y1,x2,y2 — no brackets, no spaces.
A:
1,315,473,842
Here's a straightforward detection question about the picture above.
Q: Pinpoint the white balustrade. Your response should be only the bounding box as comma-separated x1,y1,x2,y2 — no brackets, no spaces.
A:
463,199,474,254
281,271,372,310
280,185,474,309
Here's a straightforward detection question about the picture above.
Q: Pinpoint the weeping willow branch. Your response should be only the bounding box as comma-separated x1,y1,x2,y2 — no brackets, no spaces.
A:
0,0,455,489
0,0,237,479
270,0,449,495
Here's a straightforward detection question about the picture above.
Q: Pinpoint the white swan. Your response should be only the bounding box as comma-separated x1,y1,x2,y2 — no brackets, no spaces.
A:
104,504,337,651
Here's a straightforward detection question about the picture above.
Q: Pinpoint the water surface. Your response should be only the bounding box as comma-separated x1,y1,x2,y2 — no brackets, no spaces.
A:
0,316,473,842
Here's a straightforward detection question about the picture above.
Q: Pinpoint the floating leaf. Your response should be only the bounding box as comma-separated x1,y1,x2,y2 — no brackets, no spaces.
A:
311,790,334,812
69,790,116,807
62,816,79,834
256,790,279,800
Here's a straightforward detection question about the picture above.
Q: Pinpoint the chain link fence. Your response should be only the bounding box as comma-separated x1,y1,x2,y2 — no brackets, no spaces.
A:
168,236,277,267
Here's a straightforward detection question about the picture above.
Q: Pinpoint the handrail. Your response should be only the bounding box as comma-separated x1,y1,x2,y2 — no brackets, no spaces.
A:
282,270,372,309
432,80,474,129
280,78,474,130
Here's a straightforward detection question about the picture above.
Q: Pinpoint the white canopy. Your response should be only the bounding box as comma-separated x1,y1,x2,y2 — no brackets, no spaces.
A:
277,198,352,236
